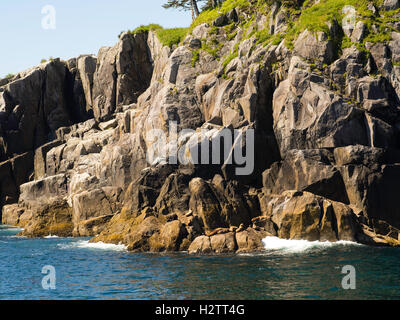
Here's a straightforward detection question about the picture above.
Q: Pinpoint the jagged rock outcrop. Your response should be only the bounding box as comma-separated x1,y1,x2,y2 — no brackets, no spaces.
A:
294,30,335,64
92,32,153,122
66,55,97,122
1,60,74,155
2,0,400,251
263,149,349,204
0,58,95,211
273,55,398,158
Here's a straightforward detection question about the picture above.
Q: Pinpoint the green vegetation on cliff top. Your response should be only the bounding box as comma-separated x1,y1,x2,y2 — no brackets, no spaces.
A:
123,0,400,63
284,0,400,49
121,24,188,48
192,0,399,69
157,28,189,47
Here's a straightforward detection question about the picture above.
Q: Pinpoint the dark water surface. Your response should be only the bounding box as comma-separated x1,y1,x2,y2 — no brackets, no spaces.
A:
1,225,399,300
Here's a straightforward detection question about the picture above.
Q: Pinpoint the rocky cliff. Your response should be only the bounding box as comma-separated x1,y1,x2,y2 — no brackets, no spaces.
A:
2,0,400,253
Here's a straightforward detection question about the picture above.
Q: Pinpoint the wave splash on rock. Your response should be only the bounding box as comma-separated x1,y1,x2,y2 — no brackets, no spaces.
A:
57,240,127,251
262,236,362,254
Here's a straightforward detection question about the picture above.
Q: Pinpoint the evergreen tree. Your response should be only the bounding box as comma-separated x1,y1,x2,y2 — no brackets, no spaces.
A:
163,0,200,20
162,0,223,20
201,0,223,10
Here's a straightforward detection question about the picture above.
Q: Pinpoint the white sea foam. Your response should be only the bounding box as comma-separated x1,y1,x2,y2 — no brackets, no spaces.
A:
262,236,362,254
44,235,59,238
58,240,127,251
0,226,24,232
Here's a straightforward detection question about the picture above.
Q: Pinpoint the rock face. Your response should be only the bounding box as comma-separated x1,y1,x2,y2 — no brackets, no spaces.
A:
1,60,73,156
92,32,153,122
263,149,349,203
0,58,93,211
2,1,400,251
66,55,97,122
272,55,397,158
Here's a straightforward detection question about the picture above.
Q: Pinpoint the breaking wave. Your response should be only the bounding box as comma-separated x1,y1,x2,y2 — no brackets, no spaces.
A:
58,240,127,251
262,236,362,254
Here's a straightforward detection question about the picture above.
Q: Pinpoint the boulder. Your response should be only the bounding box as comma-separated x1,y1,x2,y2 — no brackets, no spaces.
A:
189,177,256,231
189,177,225,231
188,235,213,254
209,232,237,253
389,32,400,63
213,14,228,27
357,76,389,101
124,216,163,252
154,169,194,215
122,165,177,215
188,228,268,254
351,21,367,43
154,220,188,251
189,39,202,49
115,32,153,106
294,30,335,64
382,0,400,11
265,191,358,242
235,228,269,253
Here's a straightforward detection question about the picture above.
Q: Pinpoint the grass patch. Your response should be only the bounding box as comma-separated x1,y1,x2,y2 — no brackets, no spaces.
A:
282,0,399,53
121,24,188,48
192,49,201,67
222,50,238,70
284,0,370,49
131,24,163,34
201,40,223,59
156,28,189,47
189,0,252,33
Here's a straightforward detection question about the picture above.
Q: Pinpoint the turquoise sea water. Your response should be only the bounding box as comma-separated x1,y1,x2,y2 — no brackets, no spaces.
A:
1,224,400,300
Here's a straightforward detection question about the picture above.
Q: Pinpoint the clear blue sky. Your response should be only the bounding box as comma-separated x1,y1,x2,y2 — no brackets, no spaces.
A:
0,0,192,78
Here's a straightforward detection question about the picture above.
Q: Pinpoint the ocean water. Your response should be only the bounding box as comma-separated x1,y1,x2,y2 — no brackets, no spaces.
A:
1,224,400,300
